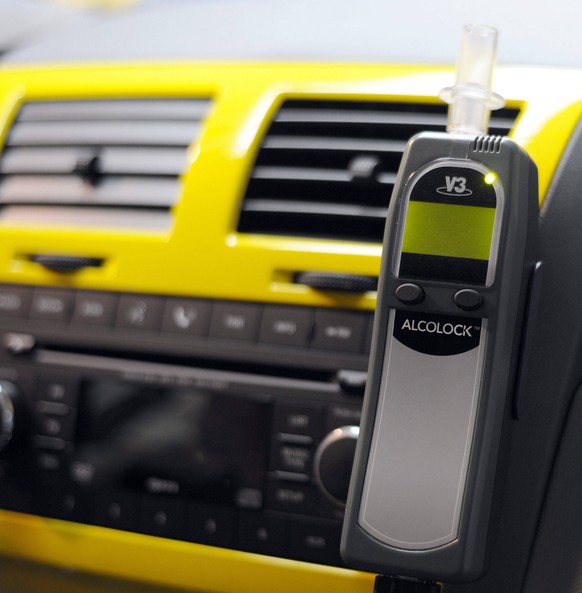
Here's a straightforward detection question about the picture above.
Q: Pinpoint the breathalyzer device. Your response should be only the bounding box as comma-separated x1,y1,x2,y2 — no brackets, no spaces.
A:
341,25,538,582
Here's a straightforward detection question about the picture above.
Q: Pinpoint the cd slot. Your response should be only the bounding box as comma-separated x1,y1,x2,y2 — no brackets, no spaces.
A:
36,347,343,401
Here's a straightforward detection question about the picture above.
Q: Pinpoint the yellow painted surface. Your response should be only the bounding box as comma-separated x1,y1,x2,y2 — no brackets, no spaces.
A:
0,511,374,593
0,63,444,311
0,61,579,592
0,63,572,311
520,99,582,203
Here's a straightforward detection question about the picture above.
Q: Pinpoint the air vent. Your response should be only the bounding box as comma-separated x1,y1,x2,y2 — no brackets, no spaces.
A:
238,100,520,243
0,98,212,230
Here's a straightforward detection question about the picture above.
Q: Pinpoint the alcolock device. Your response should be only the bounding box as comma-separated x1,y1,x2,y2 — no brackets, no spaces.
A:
341,26,539,582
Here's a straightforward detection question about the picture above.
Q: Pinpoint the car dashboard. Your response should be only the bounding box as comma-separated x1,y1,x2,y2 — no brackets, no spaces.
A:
1,4,582,593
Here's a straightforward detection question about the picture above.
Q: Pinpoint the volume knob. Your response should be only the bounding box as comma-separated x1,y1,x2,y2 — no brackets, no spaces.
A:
314,425,359,507
0,381,19,453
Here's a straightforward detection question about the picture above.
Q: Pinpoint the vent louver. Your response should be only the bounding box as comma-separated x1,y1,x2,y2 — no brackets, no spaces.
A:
0,99,212,230
238,100,520,243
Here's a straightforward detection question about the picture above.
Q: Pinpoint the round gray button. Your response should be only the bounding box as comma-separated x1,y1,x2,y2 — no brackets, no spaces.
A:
454,289,483,311
395,283,424,305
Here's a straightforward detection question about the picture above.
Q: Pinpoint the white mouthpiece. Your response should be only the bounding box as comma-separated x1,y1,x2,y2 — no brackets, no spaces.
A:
440,25,505,136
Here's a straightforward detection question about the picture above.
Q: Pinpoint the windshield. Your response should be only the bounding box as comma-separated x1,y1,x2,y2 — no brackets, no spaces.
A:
1,0,580,67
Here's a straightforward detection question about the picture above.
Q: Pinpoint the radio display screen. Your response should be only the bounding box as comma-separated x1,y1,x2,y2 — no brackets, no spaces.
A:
75,380,271,506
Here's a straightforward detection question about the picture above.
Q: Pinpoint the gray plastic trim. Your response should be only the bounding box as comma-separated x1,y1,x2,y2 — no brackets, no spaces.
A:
0,98,212,228
1,147,188,176
0,176,179,208
359,312,488,550
17,99,211,122
7,120,201,147
0,206,171,230
274,109,514,133
262,137,407,153
242,199,388,219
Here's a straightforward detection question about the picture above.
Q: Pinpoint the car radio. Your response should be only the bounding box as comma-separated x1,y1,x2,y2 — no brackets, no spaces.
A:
0,284,371,569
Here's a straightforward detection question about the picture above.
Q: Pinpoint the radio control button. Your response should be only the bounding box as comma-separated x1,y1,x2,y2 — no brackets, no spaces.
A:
95,490,139,532
38,374,79,408
162,299,212,335
189,503,236,548
140,495,188,540
235,487,263,510
276,434,312,445
116,295,164,331
272,471,310,483
37,412,76,441
266,480,319,515
35,401,70,416
336,370,367,397
3,333,36,355
35,450,66,474
30,289,74,322
32,435,68,451
273,403,323,440
209,303,262,342
289,517,343,566
238,511,289,557
73,292,118,326
312,310,368,353
259,307,314,348
49,477,93,523
272,444,313,474
325,404,362,432
0,286,32,318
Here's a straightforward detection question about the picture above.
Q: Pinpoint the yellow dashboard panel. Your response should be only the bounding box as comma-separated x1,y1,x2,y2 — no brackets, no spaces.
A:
0,63,576,308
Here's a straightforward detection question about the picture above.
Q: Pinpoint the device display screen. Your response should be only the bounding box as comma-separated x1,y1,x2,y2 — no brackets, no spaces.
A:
397,164,500,285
